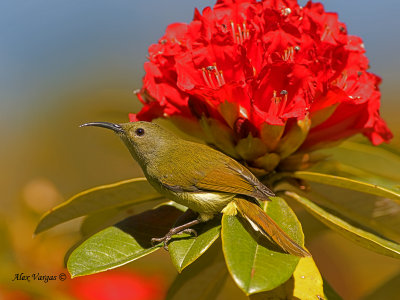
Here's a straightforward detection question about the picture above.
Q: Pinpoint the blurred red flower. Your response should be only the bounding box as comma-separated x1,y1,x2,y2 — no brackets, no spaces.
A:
69,269,165,300
131,0,392,171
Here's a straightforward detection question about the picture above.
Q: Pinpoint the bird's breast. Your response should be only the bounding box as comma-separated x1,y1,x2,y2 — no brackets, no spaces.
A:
143,165,236,218
174,191,235,215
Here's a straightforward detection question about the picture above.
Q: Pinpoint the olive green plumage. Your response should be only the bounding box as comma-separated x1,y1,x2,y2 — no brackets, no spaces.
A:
117,121,273,221
81,121,310,257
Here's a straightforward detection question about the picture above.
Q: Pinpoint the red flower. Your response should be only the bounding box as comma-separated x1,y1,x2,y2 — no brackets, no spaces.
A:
131,0,392,172
69,269,165,300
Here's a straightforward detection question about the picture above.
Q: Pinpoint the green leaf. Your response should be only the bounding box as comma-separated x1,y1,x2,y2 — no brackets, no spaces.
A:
221,197,303,295
292,170,400,205
167,241,228,300
67,205,182,278
80,203,139,237
66,201,182,267
168,218,221,273
319,141,400,181
250,256,325,299
286,154,400,242
35,177,163,234
295,182,400,243
80,200,161,237
290,256,325,299
283,191,400,259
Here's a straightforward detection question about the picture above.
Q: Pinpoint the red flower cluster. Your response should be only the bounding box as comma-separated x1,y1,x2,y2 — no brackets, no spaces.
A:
131,0,392,171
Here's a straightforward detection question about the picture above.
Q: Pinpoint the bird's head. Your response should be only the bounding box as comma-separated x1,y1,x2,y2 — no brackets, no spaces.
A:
80,121,176,164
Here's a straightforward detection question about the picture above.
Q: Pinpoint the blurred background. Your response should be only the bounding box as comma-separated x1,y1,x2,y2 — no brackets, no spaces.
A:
1,0,400,299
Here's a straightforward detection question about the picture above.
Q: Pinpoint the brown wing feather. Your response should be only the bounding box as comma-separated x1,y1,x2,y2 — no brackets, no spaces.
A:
235,198,311,257
155,141,274,200
193,160,274,200
194,168,255,194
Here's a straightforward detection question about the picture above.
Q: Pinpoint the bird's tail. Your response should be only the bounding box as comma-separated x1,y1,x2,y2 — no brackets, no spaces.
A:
234,197,311,257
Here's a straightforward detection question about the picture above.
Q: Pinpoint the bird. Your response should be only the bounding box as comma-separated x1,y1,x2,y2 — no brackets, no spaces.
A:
81,121,310,257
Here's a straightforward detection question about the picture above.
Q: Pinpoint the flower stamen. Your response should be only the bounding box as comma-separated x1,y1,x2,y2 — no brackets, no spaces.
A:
207,69,217,89
279,90,288,115
202,68,212,88
252,66,257,77
348,95,361,101
281,7,292,17
282,47,295,62
230,21,250,44
269,90,289,116
230,21,236,43
269,90,280,115
201,65,225,89
332,71,348,90
237,24,244,44
243,22,249,39
219,71,226,85
321,25,332,41
239,105,249,118
213,67,222,87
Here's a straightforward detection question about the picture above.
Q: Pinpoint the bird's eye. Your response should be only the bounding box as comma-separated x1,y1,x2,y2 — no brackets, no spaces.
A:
135,128,145,136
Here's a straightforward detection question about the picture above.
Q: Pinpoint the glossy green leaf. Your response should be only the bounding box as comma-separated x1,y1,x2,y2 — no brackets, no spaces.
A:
80,200,162,237
169,217,221,273
319,141,400,181
290,256,325,299
167,241,228,300
286,142,400,243
65,201,182,267
67,205,182,277
250,256,325,299
222,197,303,295
80,203,139,237
292,170,400,204
296,182,400,243
35,177,163,234
284,191,400,259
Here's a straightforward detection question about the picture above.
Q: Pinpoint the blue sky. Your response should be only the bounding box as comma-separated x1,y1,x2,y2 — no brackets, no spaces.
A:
1,0,399,123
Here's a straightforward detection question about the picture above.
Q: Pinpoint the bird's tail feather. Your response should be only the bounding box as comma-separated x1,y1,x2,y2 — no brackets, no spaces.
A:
234,197,311,257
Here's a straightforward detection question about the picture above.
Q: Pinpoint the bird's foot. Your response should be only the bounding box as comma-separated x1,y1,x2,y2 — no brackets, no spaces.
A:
151,228,198,251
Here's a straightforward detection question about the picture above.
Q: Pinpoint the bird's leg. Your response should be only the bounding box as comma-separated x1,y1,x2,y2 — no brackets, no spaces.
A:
151,209,201,250
151,219,200,250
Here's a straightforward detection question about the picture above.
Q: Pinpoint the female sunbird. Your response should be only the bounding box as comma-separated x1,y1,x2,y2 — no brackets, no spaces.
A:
81,121,310,257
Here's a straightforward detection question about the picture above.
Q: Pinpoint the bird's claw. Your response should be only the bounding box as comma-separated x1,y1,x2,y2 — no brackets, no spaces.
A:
151,236,171,250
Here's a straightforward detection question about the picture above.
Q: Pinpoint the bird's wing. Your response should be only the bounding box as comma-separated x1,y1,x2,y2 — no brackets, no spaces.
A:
159,157,274,200
194,166,255,194
194,163,274,200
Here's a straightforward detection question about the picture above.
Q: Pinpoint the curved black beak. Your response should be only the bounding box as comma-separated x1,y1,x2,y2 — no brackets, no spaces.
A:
80,122,124,133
